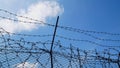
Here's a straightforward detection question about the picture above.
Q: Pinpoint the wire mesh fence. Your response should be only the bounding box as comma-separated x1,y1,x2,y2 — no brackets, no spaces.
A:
0,9,120,68
0,28,119,68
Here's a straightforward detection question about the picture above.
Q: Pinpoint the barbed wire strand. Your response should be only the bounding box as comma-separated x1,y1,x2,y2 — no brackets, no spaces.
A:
0,9,120,36
0,9,120,68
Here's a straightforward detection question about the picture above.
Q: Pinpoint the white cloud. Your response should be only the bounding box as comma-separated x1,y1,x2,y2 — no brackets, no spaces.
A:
0,0,64,33
14,62,38,68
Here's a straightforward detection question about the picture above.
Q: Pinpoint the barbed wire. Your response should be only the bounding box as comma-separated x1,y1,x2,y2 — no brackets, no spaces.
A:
0,16,120,45
56,35,120,48
0,9,120,68
1,16,120,44
0,27,53,39
0,37,119,68
2,29,120,42
0,30,119,54
0,33,119,56
0,9,120,36
0,27,120,48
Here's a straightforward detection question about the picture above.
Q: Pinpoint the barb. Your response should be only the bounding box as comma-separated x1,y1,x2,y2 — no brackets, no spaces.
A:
0,9,120,36
56,35,120,48
1,16,120,43
0,9,120,68
1,27,119,48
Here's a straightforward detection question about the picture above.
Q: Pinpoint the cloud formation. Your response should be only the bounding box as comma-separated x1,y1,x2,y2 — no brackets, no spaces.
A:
0,0,64,33
14,62,38,68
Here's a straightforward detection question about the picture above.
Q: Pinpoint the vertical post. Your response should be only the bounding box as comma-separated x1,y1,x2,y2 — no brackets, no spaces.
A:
77,48,82,68
118,52,120,68
108,52,110,68
69,44,73,68
103,50,107,68
50,16,59,68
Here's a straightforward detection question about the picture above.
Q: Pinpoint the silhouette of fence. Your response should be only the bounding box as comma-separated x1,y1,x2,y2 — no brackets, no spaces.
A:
0,9,120,68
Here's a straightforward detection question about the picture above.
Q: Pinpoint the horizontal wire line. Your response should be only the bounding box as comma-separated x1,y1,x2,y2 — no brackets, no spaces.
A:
0,27,120,48
0,9,120,68
56,35,120,48
0,27,120,42
0,9,120,36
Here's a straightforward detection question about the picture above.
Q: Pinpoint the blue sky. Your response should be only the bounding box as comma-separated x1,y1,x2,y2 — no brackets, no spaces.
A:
0,0,120,67
60,0,120,32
